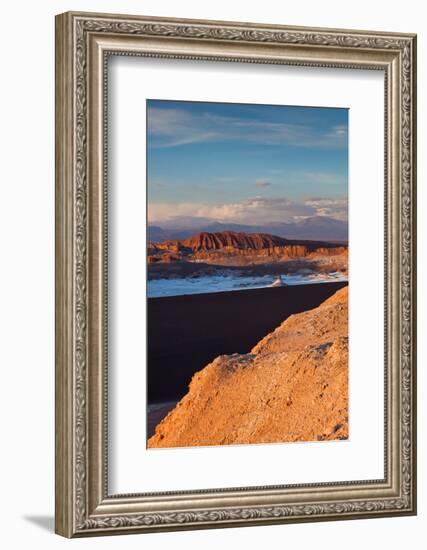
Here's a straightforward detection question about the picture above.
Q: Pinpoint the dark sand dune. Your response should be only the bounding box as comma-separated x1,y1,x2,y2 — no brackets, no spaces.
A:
147,281,347,404
147,401,177,439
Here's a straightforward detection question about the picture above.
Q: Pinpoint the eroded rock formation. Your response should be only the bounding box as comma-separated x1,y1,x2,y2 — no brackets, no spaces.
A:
147,231,347,264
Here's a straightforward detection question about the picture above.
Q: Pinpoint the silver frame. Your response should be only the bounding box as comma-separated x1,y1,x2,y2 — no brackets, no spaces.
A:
55,11,417,537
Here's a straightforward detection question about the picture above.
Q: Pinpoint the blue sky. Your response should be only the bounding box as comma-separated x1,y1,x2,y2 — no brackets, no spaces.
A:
147,100,348,227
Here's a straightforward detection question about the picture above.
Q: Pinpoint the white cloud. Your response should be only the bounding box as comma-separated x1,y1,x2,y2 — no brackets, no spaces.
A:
255,180,272,188
304,197,348,221
148,107,348,150
148,195,347,225
333,125,348,137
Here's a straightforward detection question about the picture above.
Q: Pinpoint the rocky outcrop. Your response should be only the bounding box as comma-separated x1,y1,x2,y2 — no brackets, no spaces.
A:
183,231,289,251
148,231,347,264
192,245,347,263
148,286,348,448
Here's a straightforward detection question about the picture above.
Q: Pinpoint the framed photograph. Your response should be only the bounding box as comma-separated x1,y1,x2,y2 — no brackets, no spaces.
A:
55,11,417,537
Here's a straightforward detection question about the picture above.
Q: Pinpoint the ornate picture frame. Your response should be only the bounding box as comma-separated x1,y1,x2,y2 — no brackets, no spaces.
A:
55,11,417,537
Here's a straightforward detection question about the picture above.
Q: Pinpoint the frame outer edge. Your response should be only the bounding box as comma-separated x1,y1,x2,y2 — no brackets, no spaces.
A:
62,10,416,40
55,12,76,538
409,34,417,514
54,10,417,537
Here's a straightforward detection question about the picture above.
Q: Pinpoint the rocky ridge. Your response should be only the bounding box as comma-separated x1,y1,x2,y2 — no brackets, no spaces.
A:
148,230,347,264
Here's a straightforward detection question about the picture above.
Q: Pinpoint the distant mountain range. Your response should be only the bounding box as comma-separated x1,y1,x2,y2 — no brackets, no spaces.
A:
148,216,348,243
